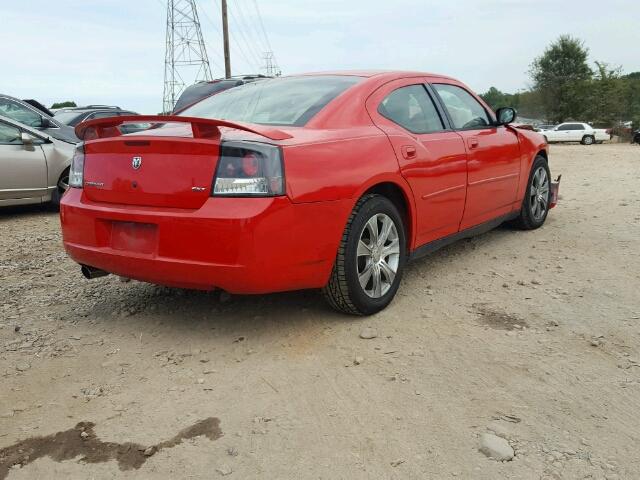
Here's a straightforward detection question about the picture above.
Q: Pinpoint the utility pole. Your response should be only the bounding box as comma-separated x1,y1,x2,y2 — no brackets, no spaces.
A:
162,0,213,113
221,0,231,78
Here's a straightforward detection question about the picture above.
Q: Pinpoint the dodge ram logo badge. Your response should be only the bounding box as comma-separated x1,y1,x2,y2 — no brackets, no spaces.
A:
132,156,142,170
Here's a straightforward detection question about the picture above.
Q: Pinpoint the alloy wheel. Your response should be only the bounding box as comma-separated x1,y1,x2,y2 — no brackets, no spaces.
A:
356,213,400,298
529,166,549,221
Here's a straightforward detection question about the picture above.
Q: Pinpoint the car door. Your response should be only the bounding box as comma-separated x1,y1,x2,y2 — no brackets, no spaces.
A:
431,82,521,229
554,123,572,141
0,120,47,201
570,123,586,141
366,79,468,247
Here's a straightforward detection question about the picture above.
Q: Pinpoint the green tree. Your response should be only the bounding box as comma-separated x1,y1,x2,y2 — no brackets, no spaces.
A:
583,62,625,126
480,87,520,111
529,35,592,122
50,101,76,109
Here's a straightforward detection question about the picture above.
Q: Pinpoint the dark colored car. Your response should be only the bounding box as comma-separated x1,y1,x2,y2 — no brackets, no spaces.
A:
633,129,640,144
54,106,148,134
0,94,78,143
172,75,270,113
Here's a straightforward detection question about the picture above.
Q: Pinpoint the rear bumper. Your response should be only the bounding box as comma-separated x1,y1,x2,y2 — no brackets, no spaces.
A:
60,189,351,293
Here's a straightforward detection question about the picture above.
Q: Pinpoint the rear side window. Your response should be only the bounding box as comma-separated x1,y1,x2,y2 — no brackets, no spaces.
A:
378,85,444,134
181,75,362,127
569,124,585,130
433,84,491,130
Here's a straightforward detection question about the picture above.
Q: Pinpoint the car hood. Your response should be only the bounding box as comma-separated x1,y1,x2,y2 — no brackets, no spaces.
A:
47,124,80,144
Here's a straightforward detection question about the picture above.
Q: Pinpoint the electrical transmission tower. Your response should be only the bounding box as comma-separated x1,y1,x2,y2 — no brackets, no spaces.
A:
262,51,281,77
163,0,213,113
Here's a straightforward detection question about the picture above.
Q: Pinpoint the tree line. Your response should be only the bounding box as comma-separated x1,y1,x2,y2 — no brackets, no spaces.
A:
480,35,640,130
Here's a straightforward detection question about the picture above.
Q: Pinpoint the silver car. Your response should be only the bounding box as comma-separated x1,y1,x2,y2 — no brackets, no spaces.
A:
0,115,74,207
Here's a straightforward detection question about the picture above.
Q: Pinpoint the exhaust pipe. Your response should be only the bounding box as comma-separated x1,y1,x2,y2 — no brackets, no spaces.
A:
81,265,109,279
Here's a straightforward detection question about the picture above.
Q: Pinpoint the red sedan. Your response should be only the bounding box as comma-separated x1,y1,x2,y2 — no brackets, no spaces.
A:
60,71,558,315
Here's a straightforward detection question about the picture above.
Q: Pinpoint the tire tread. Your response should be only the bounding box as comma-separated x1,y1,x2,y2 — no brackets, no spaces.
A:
322,194,377,315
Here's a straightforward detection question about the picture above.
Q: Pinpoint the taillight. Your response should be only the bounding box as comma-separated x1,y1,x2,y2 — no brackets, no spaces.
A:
68,143,85,188
212,141,285,197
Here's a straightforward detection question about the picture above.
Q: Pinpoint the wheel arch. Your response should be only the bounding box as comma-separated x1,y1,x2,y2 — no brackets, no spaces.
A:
356,178,416,251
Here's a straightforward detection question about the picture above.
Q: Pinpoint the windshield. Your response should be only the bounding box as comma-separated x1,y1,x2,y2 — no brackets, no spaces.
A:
180,75,362,127
54,111,84,126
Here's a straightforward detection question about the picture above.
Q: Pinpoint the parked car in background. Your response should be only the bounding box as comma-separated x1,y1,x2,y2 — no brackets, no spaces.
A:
633,129,640,144
538,122,611,145
534,123,556,132
61,71,559,315
172,75,270,113
54,105,149,134
0,94,78,143
0,115,74,207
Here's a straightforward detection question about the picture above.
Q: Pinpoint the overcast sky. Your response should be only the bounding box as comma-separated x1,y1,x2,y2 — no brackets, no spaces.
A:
1,0,638,113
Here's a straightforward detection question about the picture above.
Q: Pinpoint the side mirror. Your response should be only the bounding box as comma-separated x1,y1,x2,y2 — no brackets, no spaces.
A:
40,117,52,128
496,107,517,125
21,132,37,150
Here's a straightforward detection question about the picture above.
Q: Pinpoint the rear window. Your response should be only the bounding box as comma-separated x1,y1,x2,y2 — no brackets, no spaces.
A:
180,75,362,127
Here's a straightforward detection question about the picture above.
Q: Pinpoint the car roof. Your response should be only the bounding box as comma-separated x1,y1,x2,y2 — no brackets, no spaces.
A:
293,70,455,80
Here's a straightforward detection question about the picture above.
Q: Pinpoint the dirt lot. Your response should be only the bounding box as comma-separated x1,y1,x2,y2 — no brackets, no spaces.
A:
1,143,639,479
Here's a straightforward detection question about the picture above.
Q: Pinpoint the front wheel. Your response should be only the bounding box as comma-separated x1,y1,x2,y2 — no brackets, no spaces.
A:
511,156,551,230
323,194,406,315
50,168,70,206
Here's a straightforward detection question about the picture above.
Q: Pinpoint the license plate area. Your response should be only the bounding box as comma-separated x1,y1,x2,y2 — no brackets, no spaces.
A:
110,221,158,254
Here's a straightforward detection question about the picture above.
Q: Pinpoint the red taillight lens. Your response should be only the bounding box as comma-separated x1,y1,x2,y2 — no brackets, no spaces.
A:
212,141,285,197
242,152,260,177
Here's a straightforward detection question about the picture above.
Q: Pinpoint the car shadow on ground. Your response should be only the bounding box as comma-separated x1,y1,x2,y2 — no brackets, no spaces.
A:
69,222,526,343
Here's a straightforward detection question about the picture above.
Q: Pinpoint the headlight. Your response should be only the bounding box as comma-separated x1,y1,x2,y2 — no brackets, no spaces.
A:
212,141,285,197
68,143,85,188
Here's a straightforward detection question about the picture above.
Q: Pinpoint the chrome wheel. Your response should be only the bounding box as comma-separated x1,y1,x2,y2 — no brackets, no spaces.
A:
583,135,594,145
529,166,549,221
356,213,400,298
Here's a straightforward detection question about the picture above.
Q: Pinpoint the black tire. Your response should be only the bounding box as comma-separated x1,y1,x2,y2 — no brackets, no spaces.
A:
581,135,595,145
323,194,406,315
511,155,551,230
50,168,70,207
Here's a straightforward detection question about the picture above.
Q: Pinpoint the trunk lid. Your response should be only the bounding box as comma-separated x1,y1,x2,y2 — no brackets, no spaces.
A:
82,136,218,209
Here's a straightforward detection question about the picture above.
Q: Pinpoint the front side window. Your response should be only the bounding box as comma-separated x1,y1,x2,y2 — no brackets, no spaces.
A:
378,85,444,134
0,122,21,144
0,99,43,128
433,84,491,130
181,75,362,127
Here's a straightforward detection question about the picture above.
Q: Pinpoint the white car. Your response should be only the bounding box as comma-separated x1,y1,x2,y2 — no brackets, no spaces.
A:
540,122,611,145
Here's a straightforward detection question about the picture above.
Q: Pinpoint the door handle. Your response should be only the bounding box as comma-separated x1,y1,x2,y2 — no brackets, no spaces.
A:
467,137,479,149
401,145,417,159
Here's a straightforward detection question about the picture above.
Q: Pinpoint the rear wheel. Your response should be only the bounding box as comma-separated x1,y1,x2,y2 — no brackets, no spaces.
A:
511,156,551,230
581,135,595,145
323,194,406,315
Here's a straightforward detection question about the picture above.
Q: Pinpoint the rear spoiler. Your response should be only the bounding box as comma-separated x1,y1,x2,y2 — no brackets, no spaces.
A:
74,115,293,141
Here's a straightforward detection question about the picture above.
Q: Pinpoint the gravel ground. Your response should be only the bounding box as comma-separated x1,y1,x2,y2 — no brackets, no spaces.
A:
1,143,639,479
